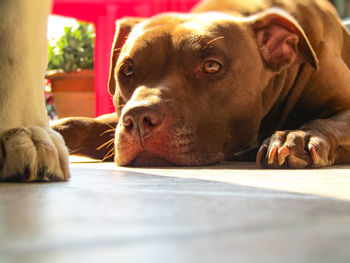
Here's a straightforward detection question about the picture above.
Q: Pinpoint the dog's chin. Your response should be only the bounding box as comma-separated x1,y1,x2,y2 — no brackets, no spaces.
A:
129,151,176,167
119,150,224,167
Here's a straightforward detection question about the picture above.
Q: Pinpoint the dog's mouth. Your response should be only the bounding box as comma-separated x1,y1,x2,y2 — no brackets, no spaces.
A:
114,100,225,167
129,150,175,167
114,125,225,167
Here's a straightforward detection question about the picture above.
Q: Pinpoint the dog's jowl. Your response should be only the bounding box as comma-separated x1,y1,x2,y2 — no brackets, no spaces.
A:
53,0,350,169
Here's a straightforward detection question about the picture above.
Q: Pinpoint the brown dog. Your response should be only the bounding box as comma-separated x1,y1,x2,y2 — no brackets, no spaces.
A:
53,0,350,168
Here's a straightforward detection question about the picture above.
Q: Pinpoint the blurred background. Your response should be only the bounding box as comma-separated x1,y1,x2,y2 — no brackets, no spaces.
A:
45,0,350,120
333,0,350,17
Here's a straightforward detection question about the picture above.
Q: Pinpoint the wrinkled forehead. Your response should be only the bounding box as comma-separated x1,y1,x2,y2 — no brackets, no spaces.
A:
121,12,241,55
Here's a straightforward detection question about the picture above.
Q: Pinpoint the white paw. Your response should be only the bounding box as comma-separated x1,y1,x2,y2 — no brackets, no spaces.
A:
0,127,70,182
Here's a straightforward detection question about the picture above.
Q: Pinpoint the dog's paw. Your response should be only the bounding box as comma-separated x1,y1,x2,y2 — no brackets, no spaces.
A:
256,130,335,168
0,127,70,182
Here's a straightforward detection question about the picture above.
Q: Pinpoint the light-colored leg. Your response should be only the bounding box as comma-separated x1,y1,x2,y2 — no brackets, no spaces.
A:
0,0,70,181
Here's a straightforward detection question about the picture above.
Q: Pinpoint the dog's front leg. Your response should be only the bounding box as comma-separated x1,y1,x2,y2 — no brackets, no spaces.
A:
51,113,119,161
257,110,350,168
0,0,69,181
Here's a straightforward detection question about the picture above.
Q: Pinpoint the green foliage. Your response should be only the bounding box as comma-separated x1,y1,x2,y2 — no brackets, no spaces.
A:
48,22,95,72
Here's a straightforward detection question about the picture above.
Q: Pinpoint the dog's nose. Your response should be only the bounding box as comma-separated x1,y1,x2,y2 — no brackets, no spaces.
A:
122,105,165,140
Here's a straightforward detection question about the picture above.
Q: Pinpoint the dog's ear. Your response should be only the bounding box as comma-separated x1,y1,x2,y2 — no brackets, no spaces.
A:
248,8,319,71
108,17,144,95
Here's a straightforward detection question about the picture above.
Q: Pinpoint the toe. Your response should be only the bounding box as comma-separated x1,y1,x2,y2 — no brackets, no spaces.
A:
256,145,268,168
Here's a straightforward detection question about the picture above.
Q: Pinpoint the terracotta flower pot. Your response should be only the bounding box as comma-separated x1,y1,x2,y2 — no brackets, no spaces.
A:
46,69,95,118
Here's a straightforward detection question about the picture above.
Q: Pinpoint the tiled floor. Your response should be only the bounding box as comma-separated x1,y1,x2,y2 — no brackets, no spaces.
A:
1,160,350,263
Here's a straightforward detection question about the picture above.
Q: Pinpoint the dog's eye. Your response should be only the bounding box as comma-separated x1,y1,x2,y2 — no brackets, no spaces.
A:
203,60,222,74
121,64,134,77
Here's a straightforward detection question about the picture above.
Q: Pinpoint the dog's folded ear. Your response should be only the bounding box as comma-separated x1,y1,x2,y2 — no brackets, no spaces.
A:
108,17,145,95
248,8,319,72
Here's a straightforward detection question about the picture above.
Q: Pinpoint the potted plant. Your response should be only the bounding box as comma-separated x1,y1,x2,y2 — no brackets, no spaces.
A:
46,22,95,118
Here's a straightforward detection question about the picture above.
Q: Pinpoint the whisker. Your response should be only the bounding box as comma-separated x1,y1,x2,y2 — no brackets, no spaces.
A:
202,36,225,50
207,36,224,45
106,140,115,149
100,128,116,136
106,122,117,130
97,138,115,151
102,147,115,161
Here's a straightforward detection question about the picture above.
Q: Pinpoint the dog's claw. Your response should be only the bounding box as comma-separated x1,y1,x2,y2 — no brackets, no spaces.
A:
268,145,278,164
278,146,290,165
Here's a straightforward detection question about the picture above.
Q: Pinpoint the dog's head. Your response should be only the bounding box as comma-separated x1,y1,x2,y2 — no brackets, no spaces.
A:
108,10,318,166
